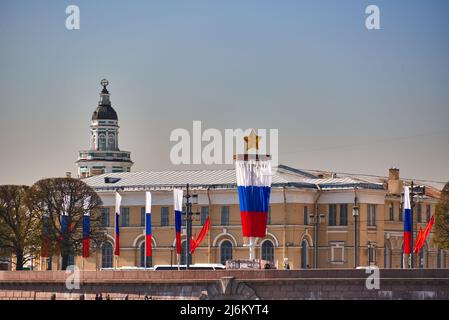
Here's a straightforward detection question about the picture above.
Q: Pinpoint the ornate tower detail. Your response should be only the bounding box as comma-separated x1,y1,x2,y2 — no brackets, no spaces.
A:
76,79,133,178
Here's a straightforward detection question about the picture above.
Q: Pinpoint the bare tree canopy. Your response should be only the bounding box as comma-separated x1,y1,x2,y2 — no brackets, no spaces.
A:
29,178,106,270
434,182,449,250
0,185,41,270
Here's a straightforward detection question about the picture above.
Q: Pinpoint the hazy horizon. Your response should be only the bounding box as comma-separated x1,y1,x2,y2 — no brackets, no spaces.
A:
1,0,448,186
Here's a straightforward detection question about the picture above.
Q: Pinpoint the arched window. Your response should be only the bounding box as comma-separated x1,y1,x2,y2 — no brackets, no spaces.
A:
140,242,152,268
384,242,391,268
301,240,308,269
101,242,113,268
99,134,106,150
220,240,233,265
108,134,115,149
261,240,274,261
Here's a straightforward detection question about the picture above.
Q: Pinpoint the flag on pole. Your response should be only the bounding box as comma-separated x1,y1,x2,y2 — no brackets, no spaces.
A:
235,159,272,238
190,217,210,254
82,197,91,258
61,195,70,239
173,189,183,255
403,187,412,254
115,192,122,256
414,215,435,253
145,191,152,258
41,214,50,258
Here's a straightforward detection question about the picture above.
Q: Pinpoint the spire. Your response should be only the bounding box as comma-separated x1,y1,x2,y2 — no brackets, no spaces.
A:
99,78,111,105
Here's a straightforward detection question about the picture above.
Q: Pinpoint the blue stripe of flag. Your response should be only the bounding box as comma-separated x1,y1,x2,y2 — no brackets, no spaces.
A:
237,186,271,213
404,208,412,232
61,215,69,233
175,210,182,233
82,215,90,238
145,213,152,235
115,212,120,235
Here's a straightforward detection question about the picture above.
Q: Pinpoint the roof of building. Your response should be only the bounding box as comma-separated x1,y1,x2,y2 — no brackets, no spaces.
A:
82,164,386,192
91,104,118,120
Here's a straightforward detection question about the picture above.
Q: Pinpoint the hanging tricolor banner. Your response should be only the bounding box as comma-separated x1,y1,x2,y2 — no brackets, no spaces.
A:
235,159,272,238
403,186,412,254
41,214,51,258
145,191,152,258
173,189,183,255
61,195,70,238
82,197,91,258
115,192,122,256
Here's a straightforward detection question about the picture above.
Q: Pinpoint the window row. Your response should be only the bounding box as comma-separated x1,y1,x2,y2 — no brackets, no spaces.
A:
101,206,313,227
99,240,276,268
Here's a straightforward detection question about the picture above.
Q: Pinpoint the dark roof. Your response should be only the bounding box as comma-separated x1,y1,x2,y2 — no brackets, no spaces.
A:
92,104,118,120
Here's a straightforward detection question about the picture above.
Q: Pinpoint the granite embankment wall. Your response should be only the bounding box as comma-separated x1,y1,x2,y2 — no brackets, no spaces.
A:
0,269,448,300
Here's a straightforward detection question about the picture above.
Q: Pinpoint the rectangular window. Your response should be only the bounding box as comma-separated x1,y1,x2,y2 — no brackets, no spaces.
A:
141,207,145,226
161,207,169,226
399,203,403,221
101,208,110,227
426,205,431,222
389,203,394,221
328,204,337,226
331,243,344,263
417,204,422,223
121,208,130,227
200,207,209,225
221,206,229,226
368,245,376,265
339,204,348,226
367,204,377,226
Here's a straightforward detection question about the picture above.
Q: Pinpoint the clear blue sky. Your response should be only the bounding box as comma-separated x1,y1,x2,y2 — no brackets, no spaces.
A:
0,0,448,185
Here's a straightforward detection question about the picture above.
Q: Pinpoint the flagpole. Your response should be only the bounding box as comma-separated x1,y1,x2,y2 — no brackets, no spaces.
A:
410,181,414,269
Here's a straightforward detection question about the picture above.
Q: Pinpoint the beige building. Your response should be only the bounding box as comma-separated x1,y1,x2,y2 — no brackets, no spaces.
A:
43,165,447,270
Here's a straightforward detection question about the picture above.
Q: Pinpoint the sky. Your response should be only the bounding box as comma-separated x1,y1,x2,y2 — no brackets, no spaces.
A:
0,0,448,186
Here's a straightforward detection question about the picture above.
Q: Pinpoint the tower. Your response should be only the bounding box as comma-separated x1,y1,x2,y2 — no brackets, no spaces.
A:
76,79,133,178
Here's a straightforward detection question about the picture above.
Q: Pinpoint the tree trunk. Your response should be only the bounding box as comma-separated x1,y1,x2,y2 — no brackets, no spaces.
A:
15,250,24,270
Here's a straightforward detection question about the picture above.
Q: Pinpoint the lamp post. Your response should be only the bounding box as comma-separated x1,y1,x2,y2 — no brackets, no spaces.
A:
183,184,199,270
352,192,359,269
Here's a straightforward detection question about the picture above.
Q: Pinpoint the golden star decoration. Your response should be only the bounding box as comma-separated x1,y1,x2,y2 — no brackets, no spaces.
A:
244,129,261,151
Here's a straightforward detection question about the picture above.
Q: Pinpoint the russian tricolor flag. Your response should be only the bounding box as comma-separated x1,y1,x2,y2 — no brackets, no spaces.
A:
145,192,152,259
235,160,272,238
173,189,183,255
82,197,91,258
61,195,70,238
115,192,122,256
403,187,412,254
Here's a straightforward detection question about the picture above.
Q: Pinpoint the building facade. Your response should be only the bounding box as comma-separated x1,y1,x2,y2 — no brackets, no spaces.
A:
44,166,447,271
65,80,448,271
76,79,133,178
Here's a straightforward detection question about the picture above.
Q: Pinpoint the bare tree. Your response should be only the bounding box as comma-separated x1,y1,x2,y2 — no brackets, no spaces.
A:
435,182,449,250
29,178,106,270
0,185,41,270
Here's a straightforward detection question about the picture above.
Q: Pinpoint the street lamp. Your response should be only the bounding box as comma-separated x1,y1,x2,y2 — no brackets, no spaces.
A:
352,192,359,269
183,184,200,270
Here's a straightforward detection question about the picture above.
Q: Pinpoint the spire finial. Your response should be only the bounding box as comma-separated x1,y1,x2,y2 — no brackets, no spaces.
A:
101,78,109,89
